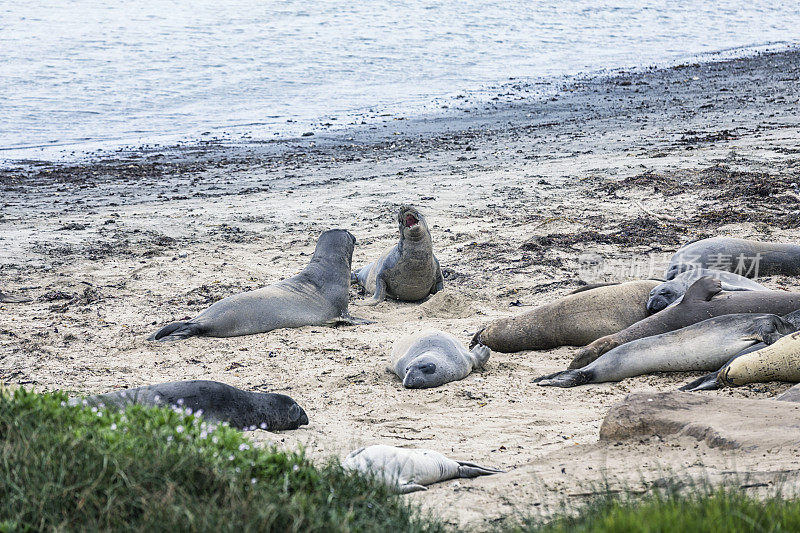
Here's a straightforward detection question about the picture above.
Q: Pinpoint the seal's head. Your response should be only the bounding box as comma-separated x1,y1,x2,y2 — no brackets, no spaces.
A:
665,262,696,280
313,229,357,267
397,206,429,242
402,355,444,389
646,282,680,313
258,392,309,430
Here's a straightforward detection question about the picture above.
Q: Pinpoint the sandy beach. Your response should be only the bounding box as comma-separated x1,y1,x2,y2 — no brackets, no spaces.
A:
3,49,800,527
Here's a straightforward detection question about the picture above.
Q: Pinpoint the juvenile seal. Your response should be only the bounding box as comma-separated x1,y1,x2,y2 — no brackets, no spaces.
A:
647,267,768,313
341,445,502,493
665,237,800,280
149,229,369,341
470,280,659,353
73,380,309,430
717,331,800,387
390,330,489,388
0,290,31,303
538,314,793,387
352,206,443,306
571,277,800,369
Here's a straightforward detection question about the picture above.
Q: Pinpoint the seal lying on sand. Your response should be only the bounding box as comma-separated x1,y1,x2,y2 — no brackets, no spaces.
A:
470,280,659,353
341,445,502,493
149,229,369,341
717,331,800,387
665,237,800,280
72,380,309,430
0,290,31,303
352,206,443,306
537,314,793,387
570,277,800,369
390,330,489,388
647,267,767,313
678,309,800,392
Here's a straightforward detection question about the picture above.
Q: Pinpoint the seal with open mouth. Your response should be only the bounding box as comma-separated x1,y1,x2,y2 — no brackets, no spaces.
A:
352,206,443,306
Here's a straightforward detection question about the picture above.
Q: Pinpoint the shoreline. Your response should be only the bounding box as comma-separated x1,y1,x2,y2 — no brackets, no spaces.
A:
3,48,800,527
2,41,797,170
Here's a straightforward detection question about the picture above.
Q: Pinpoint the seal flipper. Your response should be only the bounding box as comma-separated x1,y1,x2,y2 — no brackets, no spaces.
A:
355,277,387,307
148,321,205,341
470,344,490,369
537,369,593,388
397,483,428,494
532,370,565,383
678,371,720,391
456,461,504,478
683,276,722,302
469,328,486,349
431,259,444,294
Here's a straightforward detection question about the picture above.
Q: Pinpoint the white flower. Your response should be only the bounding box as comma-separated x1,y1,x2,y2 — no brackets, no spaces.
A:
238,443,249,451
167,435,173,442
177,398,184,406
293,464,299,472
259,422,267,430
228,455,235,461
251,478,257,484
60,401,66,407
110,423,117,430
212,436,218,444
176,425,184,433
91,406,98,413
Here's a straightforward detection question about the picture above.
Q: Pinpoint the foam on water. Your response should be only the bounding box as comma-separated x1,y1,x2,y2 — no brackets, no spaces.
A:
2,0,800,161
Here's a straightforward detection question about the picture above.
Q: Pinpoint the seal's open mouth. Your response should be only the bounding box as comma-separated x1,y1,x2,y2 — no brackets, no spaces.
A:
404,214,419,228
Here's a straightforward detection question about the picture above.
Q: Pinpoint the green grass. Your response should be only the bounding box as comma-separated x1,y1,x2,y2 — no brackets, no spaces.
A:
0,388,443,532
507,485,800,533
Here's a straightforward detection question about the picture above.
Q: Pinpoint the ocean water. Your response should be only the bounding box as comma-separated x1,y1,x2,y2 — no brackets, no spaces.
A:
2,0,800,160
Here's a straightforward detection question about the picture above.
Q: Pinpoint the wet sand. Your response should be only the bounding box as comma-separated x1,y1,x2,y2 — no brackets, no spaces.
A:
2,48,800,527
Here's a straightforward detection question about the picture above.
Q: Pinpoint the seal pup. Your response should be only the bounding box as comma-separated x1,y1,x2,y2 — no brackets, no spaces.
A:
537,314,793,387
72,380,309,430
571,277,800,369
647,267,768,313
0,290,31,303
470,280,659,353
717,331,800,387
149,229,369,341
390,330,489,388
341,445,502,493
352,206,443,306
665,237,800,280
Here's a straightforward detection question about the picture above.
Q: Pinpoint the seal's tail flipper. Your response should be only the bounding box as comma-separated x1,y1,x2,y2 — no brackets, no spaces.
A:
678,371,720,392
326,315,375,327
537,370,592,388
148,321,204,341
470,344,490,368
532,370,565,383
456,461,504,478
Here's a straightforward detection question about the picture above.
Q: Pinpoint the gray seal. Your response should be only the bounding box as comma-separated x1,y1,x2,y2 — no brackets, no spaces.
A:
538,313,793,387
647,267,768,313
665,237,800,280
342,445,502,493
73,380,309,430
353,206,443,306
0,290,31,303
149,229,369,341
389,330,490,388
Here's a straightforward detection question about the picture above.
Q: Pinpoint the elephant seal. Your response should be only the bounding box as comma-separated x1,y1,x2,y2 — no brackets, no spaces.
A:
571,277,800,369
647,267,768,313
389,330,489,388
353,206,443,306
0,290,31,303
470,280,659,353
341,445,502,493
678,309,800,392
777,383,800,402
665,237,800,280
717,330,800,387
149,229,369,341
538,314,793,387
72,380,309,430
